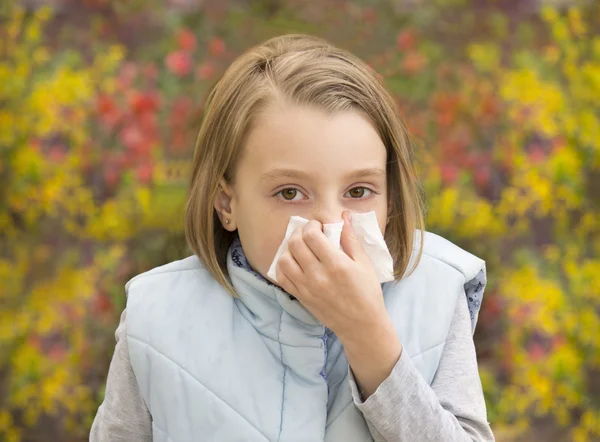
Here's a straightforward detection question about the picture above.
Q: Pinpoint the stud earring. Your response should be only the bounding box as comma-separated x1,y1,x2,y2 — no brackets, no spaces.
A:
224,219,231,225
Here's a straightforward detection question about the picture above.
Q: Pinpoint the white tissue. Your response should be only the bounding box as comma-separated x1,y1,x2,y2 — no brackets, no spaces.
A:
267,211,394,284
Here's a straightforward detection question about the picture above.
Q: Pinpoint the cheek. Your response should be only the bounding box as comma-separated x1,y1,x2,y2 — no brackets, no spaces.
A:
350,194,388,233
371,196,389,234
235,204,290,276
377,210,388,235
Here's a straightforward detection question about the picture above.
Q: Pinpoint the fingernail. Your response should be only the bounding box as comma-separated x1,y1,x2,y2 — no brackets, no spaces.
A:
346,211,352,223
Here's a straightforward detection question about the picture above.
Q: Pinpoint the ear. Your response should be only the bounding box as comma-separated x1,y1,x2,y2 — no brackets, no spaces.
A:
214,179,237,231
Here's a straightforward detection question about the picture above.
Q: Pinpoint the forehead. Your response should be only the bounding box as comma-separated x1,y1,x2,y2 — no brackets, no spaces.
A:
239,102,387,179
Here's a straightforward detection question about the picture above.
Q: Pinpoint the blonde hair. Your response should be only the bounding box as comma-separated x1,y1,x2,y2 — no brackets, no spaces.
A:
185,34,424,295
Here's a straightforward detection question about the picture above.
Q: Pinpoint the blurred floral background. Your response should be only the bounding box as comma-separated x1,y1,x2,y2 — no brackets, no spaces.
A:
1,0,599,440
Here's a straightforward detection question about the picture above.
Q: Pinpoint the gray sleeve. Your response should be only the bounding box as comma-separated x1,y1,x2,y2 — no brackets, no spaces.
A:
348,293,495,442
90,310,153,442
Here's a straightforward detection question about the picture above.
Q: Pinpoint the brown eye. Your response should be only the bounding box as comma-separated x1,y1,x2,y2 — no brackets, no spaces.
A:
281,189,298,200
348,187,366,198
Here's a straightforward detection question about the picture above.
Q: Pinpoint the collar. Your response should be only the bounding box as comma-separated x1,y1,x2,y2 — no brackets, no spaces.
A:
227,238,326,340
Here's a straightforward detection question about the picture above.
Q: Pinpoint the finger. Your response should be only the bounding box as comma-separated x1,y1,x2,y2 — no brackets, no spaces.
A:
288,226,320,272
277,268,300,298
277,251,304,287
302,220,338,267
340,211,364,262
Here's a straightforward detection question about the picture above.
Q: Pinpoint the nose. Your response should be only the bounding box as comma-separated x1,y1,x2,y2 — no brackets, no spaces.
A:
311,199,344,225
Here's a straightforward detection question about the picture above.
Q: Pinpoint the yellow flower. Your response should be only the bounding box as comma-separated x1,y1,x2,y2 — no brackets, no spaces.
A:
468,43,500,72
567,7,587,36
543,45,560,64
541,5,559,23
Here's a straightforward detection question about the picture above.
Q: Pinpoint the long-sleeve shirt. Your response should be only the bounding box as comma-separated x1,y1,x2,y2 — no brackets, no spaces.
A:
90,291,494,441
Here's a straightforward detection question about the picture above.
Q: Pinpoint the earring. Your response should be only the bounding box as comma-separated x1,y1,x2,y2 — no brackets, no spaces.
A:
224,219,231,225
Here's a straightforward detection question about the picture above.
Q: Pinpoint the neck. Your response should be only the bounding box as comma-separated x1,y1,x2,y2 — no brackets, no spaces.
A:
230,237,278,289
227,238,324,331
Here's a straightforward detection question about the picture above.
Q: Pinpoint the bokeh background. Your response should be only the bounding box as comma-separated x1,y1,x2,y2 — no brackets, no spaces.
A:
1,0,599,440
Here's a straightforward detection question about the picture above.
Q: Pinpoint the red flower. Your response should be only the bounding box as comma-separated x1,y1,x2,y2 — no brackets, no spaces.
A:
166,50,193,76
96,95,121,129
120,125,144,151
401,51,428,75
178,29,197,51
138,112,158,136
474,167,490,189
129,91,160,115
433,93,460,128
96,94,116,115
396,29,416,51
208,37,226,57
136,163,153,184
527,342,546,362
93,292,113,315
407,121,424,138
48,145,66,162
441,164,458,184
196,61,216,80
528,145,546,163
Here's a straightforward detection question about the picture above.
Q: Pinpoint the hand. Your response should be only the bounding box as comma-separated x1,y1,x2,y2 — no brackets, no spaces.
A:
276,211,386,340
276,211,402,398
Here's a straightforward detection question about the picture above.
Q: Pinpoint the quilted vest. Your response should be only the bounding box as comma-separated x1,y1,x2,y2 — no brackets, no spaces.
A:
125,231,486,442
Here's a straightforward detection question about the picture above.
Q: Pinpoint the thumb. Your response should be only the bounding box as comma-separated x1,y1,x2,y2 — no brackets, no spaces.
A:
340,211,364,261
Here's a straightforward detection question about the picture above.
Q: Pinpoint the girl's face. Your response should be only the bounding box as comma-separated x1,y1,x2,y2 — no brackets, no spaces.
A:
217,101,388,281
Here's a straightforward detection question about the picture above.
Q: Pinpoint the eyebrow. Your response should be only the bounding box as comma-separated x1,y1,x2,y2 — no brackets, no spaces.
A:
260,169,314,182
346,167,386,180
260,167,386,182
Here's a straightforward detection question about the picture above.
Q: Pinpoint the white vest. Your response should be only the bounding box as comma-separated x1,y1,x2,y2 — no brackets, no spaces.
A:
125,231,485,442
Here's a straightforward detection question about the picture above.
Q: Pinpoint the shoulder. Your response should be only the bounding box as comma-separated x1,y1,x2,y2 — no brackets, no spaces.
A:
411,231,487,332
125,255,209,293
383,232,487,376
123,255,228,312
124,255,233,337
412,230,485,283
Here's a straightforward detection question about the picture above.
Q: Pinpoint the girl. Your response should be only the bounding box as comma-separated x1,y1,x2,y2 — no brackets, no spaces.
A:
91,34,495,441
